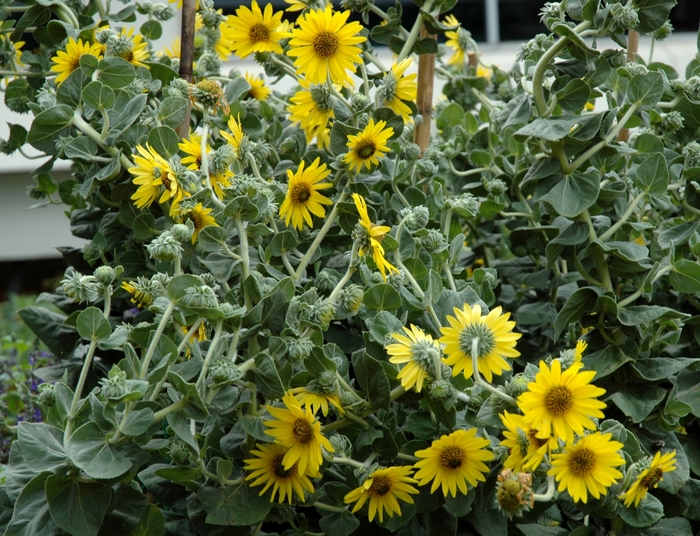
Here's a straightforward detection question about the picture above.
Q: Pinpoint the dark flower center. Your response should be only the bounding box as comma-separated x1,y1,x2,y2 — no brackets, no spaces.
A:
292,418,314,444
249,23,270,43
544,385,573,415
527,428,549,448
291,182,312,204
369,476,392,496
640,468,664,490
313,31,339,58
356,140,376,159
271,454,297,479
568,447,596,476
440,446,465,470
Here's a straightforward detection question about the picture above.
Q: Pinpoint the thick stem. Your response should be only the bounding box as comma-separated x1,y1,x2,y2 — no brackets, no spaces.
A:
64,339,98,441
140,301,176,379
72,111,135,169
234,218,251,308
533,475,556,502
196,318,224,389
397,0,434,62
598,190,646,241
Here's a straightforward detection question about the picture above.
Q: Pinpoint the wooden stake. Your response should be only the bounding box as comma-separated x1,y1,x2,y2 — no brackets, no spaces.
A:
176,0,196,139
618,30,639,143
413,26,436,157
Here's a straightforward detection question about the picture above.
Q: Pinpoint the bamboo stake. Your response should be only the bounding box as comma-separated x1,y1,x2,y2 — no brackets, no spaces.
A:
618,30,639,143
176,0,196,138
413,26,437,156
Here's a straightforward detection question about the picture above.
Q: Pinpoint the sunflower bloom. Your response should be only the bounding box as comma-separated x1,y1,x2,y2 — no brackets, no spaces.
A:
386,325,441,393
245,443,317,503
288,80,334,148
622,450,677,508
221,115,245,152
517,359,606,444
279,157,333,230
179,133,210,171
245,72,271,100
344,119,394,172
290,386,344,416
499,411,556,473
549,432,624,503
264,393,334,475
573,340,587,363
344,466,419,522
129,144,186,210
226,0,285,58
352,193,399,280
444,14,467,67
379,59,417,123
114,28,150,68
178,202,218,244
287,7,365,85
51,37,103,85
439,303,521,383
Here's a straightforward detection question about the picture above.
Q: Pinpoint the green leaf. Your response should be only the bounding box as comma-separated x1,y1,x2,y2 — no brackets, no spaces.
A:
269,230,298,256
98,57,136,89
4,472,58,536
426,270,443,305
154,466,202,483
18,306,78,359
17,422,66,472
318,513,360,536
626,72,664,109
82,81,115,110
609,383,666,422
670,259,700,293
121,407,154,436
27,105,73,154
633,0,677,33
675,368,700,417
618,305,688,326
539,171,599,218
253,352,285,399
147,126,179,158
45,475,111,536
413,36,438,55
131,504,165,536
363,284,402,311
77,306,112,342
517,302,557,325
369,311,405,345
517,525,570,536
197,483,272,526
635,153,669,194
167,372,208,420
632,357,698,381
107,93,147,141
140,19,162,39
145,62,178,87
556,79,591,112
157,97,188,129
554,286,602,339
351,350,390,409
63,136,98,161
307,347,337,376
436,102,465,129
167,274,201,302
582,344,635,378
65,421,132,479
619,494,664,528
515,114,603,141
444,489,475,517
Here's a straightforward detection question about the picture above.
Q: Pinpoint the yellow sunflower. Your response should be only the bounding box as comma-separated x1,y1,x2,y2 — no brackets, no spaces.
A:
51,37,103,85
221,115,245,152
210,170,233,199
161,37,180,59
121,278,153,309
344,466,419,522
290,386,344,416
517,359,606,444
444,14,466,67
549,432,624,503
386,324,441,393
622,450,677,508
245,442,317,503
129,144,186,210
279,157,334,230
226,0,285,59
439,303,521,383
379,58,417,123
245,72,271,100
344,119,394,172
499,411,556,473
352,193,399,280
115,28,149,68
287,7,365,85
264,393,335,475
178,202,218,244
573,340,587,363
413,429,495,497
179,133,210,171
287,80,335,148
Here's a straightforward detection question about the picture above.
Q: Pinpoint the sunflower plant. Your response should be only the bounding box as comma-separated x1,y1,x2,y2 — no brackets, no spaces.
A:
1,0,700,534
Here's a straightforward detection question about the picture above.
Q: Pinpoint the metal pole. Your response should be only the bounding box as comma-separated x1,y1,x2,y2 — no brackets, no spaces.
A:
485,0,500,44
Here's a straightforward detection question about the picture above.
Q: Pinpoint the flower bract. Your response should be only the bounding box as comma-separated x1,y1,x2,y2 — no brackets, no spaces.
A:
548,432,624,503
344,466,419,522
279,157,333,230
414,428,494,497
439,303,521,382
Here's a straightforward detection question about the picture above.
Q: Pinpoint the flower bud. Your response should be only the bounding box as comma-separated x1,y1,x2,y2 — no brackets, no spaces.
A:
660,111,684,133
351,93,370,111
38,383,56,407
420,229,448,253
495,469,534,518
318,370,336,390
402,143,422,161
651,20,673,41
208,359,243,384
415,159,438,176
171,223,193,243
328,434,353,457
183,285,218,308
147,231,183,262
506,374,531,398
400,205,430,231
94,266,117,285
336,284,364,317
169,440,190,465
100,366,128,399
316,270,339,293
289,337,315,360
429,379,453,401
484,177,507,195
62,271,99,303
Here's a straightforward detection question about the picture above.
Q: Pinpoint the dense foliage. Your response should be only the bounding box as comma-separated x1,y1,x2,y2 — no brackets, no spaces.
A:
2,0,700,534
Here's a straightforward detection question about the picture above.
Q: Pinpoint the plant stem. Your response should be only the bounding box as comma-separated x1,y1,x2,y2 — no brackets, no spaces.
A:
533,475,556,502
64,339,98,441
581,211,613,292
332,456,365,469
313,502,348,513
295,174,351,280
140,301,176,379
471,338,516,405
598,190,646,241
234,218,251,308
618,265,673,307
72,110,135,169
397,0,433,62
196,318,224,389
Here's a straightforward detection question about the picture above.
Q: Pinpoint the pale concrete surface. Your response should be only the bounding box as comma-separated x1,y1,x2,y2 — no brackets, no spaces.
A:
0,31,698,261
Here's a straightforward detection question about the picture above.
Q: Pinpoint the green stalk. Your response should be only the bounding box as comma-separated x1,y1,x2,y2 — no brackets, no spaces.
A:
140,301,176,379
598,190,646,241
196,318,224,389
234,218,251,309
64,340,98,441
397,0,434,62
72,110,135,169
582,211,613,292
